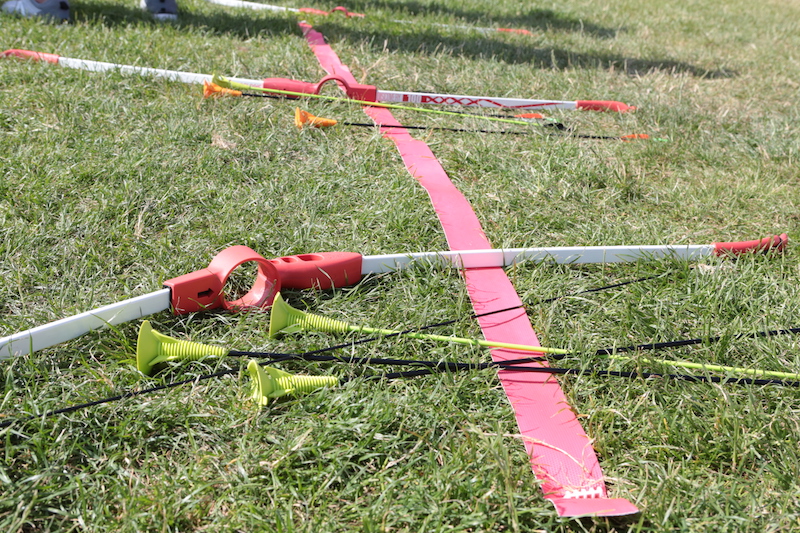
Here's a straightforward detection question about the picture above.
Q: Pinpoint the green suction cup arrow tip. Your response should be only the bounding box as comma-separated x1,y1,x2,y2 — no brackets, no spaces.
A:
248,360,289,405
247,360,338,405
136,320,161,375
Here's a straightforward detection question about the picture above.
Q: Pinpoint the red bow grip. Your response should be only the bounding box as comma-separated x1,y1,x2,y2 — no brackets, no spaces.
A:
261,75,377,102
163,248,364,314
260,78,322,99
269,252,364,290
164,246,281,314
713,233,788,256
576,100,636,112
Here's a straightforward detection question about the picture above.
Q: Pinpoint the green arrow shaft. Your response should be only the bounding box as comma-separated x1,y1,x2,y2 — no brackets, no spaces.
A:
608,355,800,380
346,324,567,355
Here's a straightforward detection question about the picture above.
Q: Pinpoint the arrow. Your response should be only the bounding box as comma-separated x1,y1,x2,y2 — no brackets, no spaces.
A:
2,49,633,113
205,81,658,140
267,293,568,354
212,75,656,139
230,80,558,124
289,107,659,141
7,340,798,429
135,318,800,382
203,0,536,37
0,234,787,359
266,294,800,381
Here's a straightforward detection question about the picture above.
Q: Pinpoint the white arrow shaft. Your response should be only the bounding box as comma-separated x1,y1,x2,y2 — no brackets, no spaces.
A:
376,90,578,110
360,245,714,274
0,289,171,359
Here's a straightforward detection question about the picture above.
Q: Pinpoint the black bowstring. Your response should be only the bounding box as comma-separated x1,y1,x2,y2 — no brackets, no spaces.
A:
234,91,643,140
368,366,799,387
327,121,642,141
0,370,239,429
327,120,561,136
7,342,799,429
234,351,800,388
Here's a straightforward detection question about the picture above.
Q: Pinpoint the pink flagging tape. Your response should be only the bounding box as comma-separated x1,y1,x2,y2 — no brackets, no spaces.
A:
299,22,638,518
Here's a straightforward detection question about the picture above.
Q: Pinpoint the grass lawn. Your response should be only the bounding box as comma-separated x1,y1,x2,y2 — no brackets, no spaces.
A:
1,0,799,530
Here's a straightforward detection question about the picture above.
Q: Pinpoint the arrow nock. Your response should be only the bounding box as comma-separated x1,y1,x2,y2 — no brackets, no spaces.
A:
620,134,650,141
211,74,252,92
513,112,546,120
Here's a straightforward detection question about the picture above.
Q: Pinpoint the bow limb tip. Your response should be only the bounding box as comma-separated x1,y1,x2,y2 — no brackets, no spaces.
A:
576,100,636,112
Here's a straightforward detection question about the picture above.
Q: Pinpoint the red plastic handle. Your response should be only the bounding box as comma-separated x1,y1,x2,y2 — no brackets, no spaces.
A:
261,78,322,98
314,74,376,102
261,75,377,102
576,100,636,113
269,252,363,290
2,49,60,64
164,246,280,314
713,233,788,256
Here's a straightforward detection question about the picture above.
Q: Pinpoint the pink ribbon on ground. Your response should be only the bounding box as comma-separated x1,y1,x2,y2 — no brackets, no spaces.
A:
298,21,638,518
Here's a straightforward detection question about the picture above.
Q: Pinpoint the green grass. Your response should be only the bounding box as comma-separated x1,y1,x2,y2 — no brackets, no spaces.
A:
1,0,800,530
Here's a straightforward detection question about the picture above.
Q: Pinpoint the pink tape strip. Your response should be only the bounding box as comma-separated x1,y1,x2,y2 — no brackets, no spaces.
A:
299,22,638,518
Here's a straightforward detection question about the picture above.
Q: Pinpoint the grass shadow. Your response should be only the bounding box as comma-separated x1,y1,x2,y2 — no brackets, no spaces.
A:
341,0,626,38
68,0,736,78
312,22,737,78
72,0,301,39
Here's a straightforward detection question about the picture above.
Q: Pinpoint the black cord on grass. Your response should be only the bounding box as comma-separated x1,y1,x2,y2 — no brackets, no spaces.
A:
7,351,798,429
362,366,800,387
411,274,662,335
236,90,563,123
305,119,640,141
334,120,564,135
0,369,238,429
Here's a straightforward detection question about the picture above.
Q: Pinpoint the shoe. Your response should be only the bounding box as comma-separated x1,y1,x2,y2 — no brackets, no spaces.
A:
2,0,69,20
140,0,177,20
